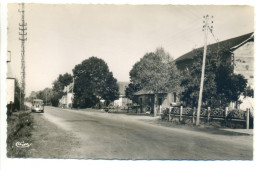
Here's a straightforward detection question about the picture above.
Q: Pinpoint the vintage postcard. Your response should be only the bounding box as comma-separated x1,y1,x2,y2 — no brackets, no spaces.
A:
0,0,258,170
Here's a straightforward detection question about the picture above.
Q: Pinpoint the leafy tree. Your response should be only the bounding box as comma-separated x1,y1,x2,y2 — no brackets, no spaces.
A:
28,91,37,102
52,73,73,93
72,57,119,108
125,83,141,103
34,88,54,105
14,79,23,111
244,86,254,98
180,48,248,108
51,73,73,106
126,47,181,116
181,54,218,108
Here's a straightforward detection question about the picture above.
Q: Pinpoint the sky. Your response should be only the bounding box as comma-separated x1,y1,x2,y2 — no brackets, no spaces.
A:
7,4,254,96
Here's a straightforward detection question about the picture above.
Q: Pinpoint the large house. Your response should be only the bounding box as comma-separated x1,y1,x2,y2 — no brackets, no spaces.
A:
175,32,254,110
175,32,254,88
134,32,254,114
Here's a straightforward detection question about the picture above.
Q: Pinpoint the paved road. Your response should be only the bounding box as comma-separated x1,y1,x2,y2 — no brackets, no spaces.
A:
40,107,253,160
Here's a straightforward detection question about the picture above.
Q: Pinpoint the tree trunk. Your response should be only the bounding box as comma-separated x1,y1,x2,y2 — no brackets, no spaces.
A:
154,94,158,117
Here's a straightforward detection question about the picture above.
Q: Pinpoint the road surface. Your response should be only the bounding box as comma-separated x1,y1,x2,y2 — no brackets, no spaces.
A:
32,106,253,160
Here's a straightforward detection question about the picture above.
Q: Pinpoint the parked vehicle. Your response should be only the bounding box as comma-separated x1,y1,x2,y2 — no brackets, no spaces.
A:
32,99,44,113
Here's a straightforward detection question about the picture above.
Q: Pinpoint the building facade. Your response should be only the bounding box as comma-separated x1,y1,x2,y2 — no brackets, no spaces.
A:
134,90,180,114
113,82,132,109
175,32,254,110
59,82,74,108
232,35,254,88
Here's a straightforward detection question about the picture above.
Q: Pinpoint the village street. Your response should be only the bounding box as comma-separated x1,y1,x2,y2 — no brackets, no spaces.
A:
29,106,253,160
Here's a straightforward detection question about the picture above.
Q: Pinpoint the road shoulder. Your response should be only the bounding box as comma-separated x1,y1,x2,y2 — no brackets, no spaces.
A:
28,113,80,158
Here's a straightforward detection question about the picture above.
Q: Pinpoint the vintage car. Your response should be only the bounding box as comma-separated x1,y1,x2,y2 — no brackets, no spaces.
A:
31,99,44,113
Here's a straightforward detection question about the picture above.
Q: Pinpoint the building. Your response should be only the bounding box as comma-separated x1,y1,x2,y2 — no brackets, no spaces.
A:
59,82,74,108
113,82,132,109
175,32,254,110
6,51,16,111
134,89,180,114
232,33,254,88
175,32,254,87
133,33,254,113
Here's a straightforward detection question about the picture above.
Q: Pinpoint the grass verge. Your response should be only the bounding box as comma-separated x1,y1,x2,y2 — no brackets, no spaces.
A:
7,111,33,157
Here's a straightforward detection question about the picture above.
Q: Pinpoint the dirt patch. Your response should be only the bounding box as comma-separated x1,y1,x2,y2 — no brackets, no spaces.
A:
28,113,80,158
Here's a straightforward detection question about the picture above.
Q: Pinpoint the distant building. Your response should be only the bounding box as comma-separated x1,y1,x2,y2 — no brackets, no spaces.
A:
113,82,132,109
134,90,180,114
59,82,74,108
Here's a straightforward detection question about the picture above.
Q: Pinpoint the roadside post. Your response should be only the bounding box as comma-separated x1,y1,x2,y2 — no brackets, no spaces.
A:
225,107,228,125
207,107,211,122
246,108,250,129
180,106,183,122
169,107,171,122
193,107,196,124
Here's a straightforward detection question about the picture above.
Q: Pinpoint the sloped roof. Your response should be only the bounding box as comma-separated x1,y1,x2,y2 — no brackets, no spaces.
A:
134,89,155,95
134,89,172,95
175,32,254,63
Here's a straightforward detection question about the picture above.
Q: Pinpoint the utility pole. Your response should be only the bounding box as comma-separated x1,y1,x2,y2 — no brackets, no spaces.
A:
46,91,48,106
19,3,27,111
196,15,213,126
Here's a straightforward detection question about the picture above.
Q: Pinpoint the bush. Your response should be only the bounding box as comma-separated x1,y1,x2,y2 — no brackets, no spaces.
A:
7,111,33,157
182,107,193,115
171,107,179,114
227,109,246,120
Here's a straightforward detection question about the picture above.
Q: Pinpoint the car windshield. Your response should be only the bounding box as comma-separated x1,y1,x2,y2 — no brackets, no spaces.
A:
33,100,43,105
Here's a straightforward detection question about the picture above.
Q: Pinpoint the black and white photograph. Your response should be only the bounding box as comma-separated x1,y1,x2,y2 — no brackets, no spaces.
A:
0,0,258,169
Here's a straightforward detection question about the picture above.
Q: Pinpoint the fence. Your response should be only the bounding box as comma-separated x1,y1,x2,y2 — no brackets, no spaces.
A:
161,106,253,129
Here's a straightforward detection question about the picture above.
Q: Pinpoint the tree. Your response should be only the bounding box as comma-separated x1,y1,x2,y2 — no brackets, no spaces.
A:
125,83,141,103
34,88,54,105
28,91,37,102
51,73,73,106
14,79,23,111
180,54,218,108
126,47,181,116
53,73,73,92
180,48,248,108
72,57,119,108
244,86,254,98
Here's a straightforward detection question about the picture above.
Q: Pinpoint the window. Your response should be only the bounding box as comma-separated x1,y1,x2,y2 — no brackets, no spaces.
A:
173,92,177,103
158,98,163,105
246,65,249,70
